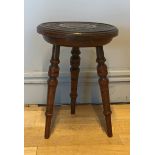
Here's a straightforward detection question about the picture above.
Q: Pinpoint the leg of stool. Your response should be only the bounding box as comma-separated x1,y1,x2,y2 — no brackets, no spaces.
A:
96,46,112,137
45,45,60,139
70,47,81,114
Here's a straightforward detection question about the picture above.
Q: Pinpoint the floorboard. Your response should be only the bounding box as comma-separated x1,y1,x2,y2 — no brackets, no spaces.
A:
24,104,130,155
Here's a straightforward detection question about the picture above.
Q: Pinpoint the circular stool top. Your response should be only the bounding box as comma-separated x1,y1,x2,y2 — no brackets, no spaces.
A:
37,22,118,47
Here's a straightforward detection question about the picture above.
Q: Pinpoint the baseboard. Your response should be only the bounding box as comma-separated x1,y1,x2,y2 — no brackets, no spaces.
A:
24,70,130,104
24,70,130,84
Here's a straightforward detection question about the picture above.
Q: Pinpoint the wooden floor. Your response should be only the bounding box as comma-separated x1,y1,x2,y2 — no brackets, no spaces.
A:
24,104,130,155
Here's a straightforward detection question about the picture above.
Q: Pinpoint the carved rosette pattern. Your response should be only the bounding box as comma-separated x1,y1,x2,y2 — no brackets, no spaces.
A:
45,45,60,139
70,47,81,114
96,46,112,137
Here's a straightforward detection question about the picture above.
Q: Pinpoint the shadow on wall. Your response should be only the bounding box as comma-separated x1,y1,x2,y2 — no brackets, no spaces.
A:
55,82,100,105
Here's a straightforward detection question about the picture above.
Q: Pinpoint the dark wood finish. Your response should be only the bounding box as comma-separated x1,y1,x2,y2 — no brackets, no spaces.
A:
96,46,112,137
70,47,81,114
37,22,118,139
37,22,118,47
45,45,60,139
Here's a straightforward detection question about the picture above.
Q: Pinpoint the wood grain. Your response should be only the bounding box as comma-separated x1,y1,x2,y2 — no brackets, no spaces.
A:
24,104,130,155
24,147,37,155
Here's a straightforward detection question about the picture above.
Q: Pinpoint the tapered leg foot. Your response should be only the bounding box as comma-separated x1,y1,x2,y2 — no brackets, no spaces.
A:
104,114,112,137
45,113,52,139
44,45,60,139
70,47,81,114
96,46,113,137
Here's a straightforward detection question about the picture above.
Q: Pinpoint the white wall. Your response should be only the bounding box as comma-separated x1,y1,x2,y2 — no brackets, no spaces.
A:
24,0,130,104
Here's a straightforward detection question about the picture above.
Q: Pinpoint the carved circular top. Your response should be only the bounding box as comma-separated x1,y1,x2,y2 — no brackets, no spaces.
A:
37,22,118,47
37,22,118,34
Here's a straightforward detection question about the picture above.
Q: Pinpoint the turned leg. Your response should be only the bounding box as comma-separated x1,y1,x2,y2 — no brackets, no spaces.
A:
96,46,112,137
45,45,60,139
70,47,81,114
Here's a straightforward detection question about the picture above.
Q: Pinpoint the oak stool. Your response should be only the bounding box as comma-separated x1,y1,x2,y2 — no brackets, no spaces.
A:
37,22,118,139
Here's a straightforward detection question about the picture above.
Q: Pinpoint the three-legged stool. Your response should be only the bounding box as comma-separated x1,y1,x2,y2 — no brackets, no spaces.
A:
37,22,118,139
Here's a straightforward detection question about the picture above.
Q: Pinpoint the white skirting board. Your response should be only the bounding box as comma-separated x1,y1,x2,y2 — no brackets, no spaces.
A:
24,70,130,104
